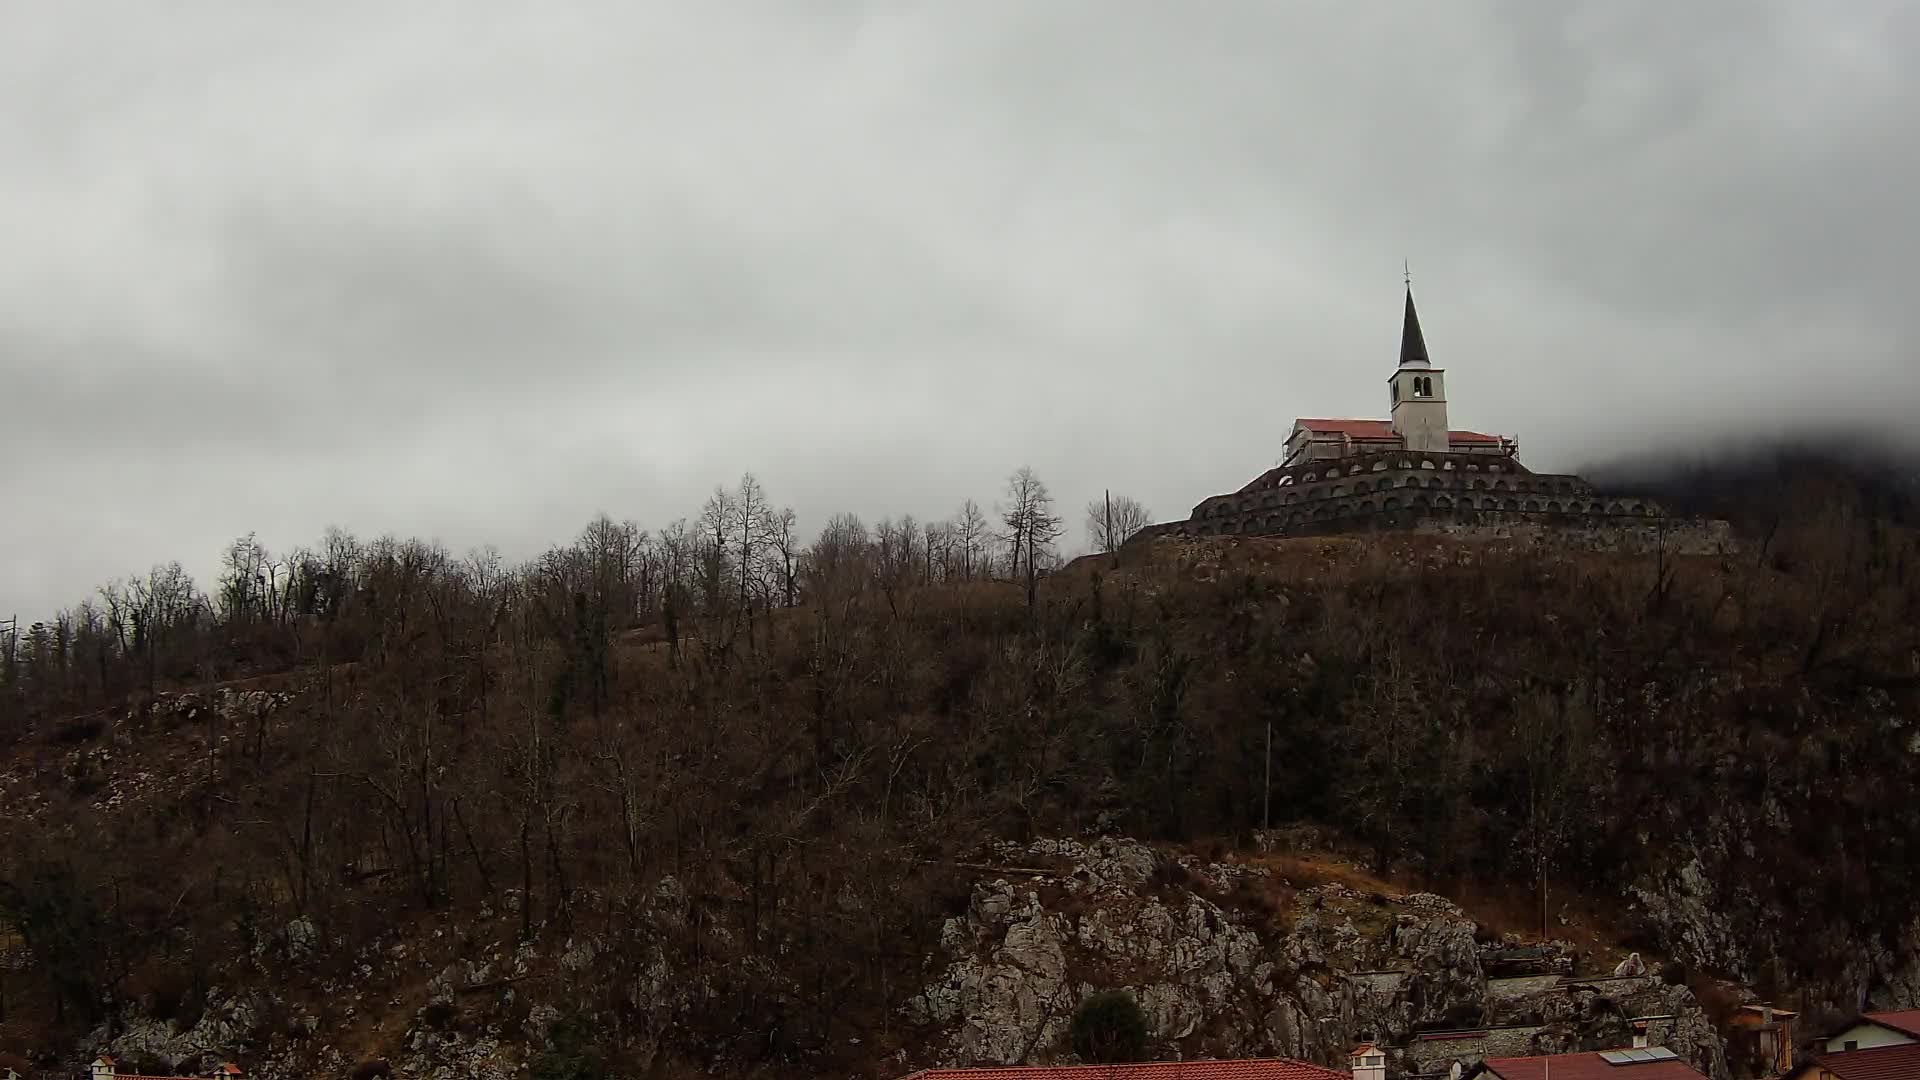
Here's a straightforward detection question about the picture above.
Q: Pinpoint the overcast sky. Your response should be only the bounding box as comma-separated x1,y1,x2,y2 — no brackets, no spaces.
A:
3,1,1916,618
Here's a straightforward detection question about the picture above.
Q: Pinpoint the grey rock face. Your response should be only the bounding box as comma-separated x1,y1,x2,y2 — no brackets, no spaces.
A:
907,838,1499,1070
1397,913,1488,1030
86,988,267,1075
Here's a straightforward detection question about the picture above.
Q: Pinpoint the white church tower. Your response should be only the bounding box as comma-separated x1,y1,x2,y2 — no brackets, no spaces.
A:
1388,285,1451,453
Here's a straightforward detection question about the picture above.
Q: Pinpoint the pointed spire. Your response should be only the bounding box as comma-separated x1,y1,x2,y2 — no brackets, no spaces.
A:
1399,284,1431,369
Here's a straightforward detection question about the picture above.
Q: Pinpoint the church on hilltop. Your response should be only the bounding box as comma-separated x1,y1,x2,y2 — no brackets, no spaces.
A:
1134,286,1681,545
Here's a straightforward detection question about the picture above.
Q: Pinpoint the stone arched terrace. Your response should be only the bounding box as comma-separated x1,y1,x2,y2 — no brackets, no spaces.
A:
1133,450,1673,544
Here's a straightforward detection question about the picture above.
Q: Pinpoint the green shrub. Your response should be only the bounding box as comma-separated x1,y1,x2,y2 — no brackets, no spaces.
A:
530,1013,606,1080
1071,990,1149,1064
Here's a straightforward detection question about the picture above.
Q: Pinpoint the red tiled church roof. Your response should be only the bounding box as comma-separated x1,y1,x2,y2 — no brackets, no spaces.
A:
1862,1009,1920,1038
1292,419,1504,445
1811,1043,1920,1080
1295,419,1400,439
1481,1052,1707,1080
899,1059,1348,1080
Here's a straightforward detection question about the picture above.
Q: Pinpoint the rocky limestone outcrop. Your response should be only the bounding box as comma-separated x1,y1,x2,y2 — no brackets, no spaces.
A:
908,839,1506,1071
907,838,1731,1080
83,988,268,1076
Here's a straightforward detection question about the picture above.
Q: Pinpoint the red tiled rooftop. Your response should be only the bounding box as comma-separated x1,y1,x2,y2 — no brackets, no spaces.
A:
1296,419,1399,439
1482,1051,1707,1080
1864,1009,1920,1038
1813,1042,1920,1080
899,1059,1348,1080
1292,418,1505,444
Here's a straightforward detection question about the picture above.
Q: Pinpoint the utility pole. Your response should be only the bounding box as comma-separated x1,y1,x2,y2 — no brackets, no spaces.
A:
1105,490,1113,561
1262,719,1272,835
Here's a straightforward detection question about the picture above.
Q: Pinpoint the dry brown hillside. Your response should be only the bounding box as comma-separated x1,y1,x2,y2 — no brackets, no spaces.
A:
0,457,1916,1077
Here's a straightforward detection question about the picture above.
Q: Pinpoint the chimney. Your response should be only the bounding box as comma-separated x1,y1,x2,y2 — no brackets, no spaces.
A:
1353,1044,1388,1080
1632,1020,1650,1050
91,1057,117,1080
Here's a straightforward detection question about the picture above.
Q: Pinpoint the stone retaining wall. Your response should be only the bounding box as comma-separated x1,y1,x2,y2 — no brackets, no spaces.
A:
1131,448,1735,556
1138,505,1732,556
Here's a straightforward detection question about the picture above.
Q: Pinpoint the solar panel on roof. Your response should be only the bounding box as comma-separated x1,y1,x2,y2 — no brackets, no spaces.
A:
1599,1048,1680,1066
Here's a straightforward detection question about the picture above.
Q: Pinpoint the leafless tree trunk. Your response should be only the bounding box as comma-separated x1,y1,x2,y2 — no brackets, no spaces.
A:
1086,492,1151,555
1002,467,1063,610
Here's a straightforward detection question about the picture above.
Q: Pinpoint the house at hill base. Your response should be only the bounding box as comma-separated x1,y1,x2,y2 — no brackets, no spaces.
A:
1726,1003,1798,1078
1461,1046,1709,1080
1813,1010,1920,1054
1131,285,1727,553
1784,1009,1920,1080
90,1057,243,1080
895,1054,1351,1080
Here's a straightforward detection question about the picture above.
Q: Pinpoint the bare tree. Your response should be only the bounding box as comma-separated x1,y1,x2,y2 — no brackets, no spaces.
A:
729,474,773,615
218,533,273,628
1001,467,1064,611
955,499,989,580
809,513,871,601
766,507,802,608
1085,493,1152,555
696,488,735,615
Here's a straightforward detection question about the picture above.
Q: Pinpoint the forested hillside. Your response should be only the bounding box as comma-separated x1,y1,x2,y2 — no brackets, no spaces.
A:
0,448,1916,1077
